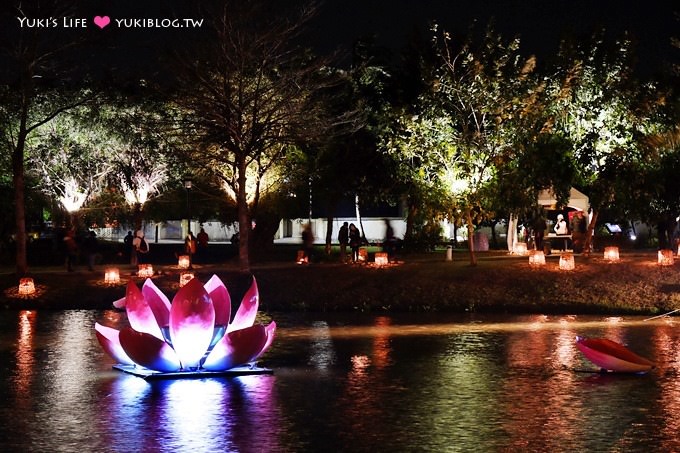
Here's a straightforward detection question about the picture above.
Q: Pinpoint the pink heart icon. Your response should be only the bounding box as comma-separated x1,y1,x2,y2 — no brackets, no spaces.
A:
93,16,110,29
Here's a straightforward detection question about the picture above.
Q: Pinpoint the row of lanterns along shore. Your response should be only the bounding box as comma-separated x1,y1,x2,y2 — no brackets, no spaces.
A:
12,244,680,296
105,266,195,286
518,243,678,269
297,248,390,266
15,254,195,296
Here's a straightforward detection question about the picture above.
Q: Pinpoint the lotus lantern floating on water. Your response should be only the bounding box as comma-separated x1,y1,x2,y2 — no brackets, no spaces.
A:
95,275,276,373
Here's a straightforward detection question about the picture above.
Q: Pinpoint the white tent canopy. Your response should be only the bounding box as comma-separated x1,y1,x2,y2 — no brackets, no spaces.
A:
538,187,589,212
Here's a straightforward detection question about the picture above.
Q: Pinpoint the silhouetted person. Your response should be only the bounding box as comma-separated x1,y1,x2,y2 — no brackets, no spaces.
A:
197,228,209,247
349,223,361,262
570,211,587,253
196,227,209,263
185,231,197,267
301,223,314,262
123,230,134,263
132,230,149,265
338,222,349,263
64,229,78,272
383,218,396,261
83,230,98,271
533,213,547,250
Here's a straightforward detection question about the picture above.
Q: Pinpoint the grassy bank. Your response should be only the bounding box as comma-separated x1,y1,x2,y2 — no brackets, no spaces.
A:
2,247,679,316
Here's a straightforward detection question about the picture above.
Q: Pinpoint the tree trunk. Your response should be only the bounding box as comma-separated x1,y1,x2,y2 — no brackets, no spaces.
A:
355,194,367,242
507,214,517,253
133,203,143,232
324,214,333,255
582,210,598,257
404,200,417,243
237,160,250,271
12,135,28,276
466,209,477,266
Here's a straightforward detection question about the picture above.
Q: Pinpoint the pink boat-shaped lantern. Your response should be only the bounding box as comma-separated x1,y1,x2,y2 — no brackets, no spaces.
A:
575,336,654,373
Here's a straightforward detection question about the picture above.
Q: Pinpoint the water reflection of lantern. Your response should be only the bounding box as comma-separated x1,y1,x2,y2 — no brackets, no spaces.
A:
178,255,191,269
559,253,575,270
296,250,308,264
528,250,545,267
603,246,620,262
374,252,389,266
137,264,154,278
514,242,528,256
18,278,35,295
358,248,368,262
658,249,674,266
179,272,195,287
104,267,120,284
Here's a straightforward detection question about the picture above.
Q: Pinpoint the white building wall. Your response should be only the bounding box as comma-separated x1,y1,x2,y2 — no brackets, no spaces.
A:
278,217,407,244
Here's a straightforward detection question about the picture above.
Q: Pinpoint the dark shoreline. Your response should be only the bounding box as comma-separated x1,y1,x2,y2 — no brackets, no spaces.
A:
1,250,678,316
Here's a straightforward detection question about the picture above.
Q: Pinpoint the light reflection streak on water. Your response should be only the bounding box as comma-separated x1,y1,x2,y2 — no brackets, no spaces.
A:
308,321,335,369
501,322,582,450
426,331,499,448
163,379,233,451
44,312,100,442
652,325,680,451
14,311,36,409
371,316,392,369
101,372,281,451
341,318,396,446
281,317,677,339
100,375,152,451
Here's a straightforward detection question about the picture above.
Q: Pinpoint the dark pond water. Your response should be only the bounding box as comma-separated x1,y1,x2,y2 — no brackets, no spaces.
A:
1,310,679,452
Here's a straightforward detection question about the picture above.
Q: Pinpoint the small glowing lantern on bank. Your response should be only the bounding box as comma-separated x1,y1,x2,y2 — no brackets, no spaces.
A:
603,246,620,262
358,248,368,262
179,272,195,287
137,264,154,278
658,249,674,266
375,252,389,266
104,268,120,285
18,278,35,295
296,250,308,264
559,253,575,270
528,250,546,267
178,255,191,269
514,242,528,256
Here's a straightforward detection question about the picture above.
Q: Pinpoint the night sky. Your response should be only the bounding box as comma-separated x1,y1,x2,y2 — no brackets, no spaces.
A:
2,0,678,79
308,0,678,73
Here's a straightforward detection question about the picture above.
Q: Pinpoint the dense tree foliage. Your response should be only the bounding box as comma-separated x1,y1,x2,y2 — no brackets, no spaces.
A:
0,0,94,274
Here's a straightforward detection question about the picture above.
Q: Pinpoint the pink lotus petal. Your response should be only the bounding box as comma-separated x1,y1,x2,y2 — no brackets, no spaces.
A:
169,277,216,369
204,274,231,326
203,324,268,371
142,279,171,329
94,323,135,365
258,321,277,358
228,277,259,332
119,327,181,372
125,280,164,340
112,296,126,309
